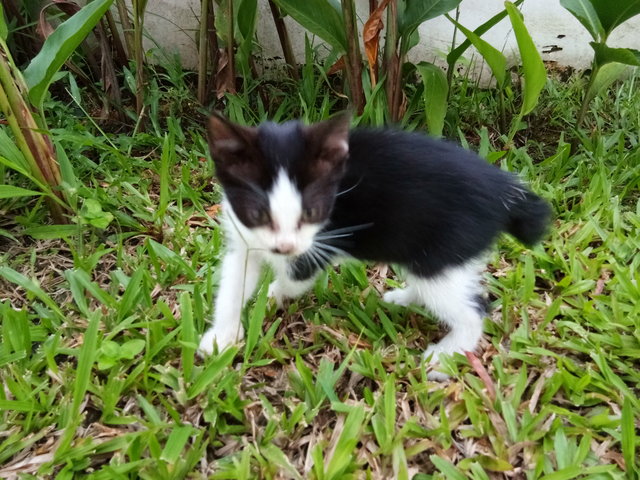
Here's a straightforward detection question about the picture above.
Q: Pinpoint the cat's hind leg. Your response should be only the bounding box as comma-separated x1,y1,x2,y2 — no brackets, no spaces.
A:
409,261,486,380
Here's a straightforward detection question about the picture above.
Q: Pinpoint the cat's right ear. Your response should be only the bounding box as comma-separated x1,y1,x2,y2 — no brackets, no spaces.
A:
207,112,258,165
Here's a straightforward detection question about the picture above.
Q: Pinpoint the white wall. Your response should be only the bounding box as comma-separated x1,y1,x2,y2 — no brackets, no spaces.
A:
137,0,640,74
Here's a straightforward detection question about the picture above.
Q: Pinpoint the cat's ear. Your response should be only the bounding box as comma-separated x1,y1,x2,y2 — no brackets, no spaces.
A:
306,111,351,175
207,112,258,164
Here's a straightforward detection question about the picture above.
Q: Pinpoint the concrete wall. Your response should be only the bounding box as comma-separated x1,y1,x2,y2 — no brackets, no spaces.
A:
137,0,640,74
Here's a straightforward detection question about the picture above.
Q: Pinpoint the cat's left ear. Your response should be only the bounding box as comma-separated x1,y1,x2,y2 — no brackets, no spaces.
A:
305,111,351,175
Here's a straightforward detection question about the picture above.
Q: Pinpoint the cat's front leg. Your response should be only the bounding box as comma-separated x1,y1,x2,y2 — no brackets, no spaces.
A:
199,247,263,355
268,254,322,307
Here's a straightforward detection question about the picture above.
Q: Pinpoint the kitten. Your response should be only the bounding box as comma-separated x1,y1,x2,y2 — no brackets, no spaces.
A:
199,112,551,380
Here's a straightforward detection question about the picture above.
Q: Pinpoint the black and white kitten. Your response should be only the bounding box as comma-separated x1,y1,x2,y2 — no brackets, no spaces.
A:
199,112,551,379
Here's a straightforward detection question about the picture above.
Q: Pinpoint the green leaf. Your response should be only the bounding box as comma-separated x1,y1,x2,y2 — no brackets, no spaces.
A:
590,0,640,38
80,198,114,229
447,17,507,86
446,0,524,71
0,266,64,320
272,0,346,51
591,42,640,67
325,406,365,479
237,0,258,76
0,185,43,199
23,0,115,108
560,0,604,40
430,455,467,480
416,62,448,137
585,61,632,107
160,425,193,464
23,224,79,239
0,3,8,41
398,0,463,46
187,346,237,399
120,339,146,359
505,1,547,116
621,396,637,477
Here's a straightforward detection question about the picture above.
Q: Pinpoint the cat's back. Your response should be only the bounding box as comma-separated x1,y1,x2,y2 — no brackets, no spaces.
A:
348,127,492,176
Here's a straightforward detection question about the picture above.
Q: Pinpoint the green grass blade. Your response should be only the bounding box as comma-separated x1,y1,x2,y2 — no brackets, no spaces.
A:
160,425,193,464
55,311,101,458
0,266,64,321
621,396,637,478
180,292,195,380
325,405,365,479
187,346,237,399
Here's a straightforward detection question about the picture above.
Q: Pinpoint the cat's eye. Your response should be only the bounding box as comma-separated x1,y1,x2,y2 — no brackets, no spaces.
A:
249,209,270,225
301,207,319,222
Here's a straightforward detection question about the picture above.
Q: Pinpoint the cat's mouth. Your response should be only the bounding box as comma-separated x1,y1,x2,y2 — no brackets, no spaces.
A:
271,246,298,256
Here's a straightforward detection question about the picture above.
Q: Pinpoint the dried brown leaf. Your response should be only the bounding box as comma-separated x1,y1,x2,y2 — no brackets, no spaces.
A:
362,0,390,85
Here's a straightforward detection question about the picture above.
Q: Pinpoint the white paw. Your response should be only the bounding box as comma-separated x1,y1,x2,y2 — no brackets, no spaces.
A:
383,288,414,306
198,323,244,356
423,343,452,381
423,337,478,381
268,280,286,308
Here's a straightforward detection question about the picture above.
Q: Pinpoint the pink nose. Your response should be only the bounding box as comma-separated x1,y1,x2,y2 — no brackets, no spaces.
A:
273,242,295,255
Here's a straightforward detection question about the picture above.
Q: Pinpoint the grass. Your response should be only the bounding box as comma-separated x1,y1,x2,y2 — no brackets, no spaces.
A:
0,64,639,479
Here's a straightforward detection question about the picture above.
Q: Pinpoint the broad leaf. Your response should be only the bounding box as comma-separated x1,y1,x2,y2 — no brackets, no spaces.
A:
416,62,448,137
590,0,640,37
585,62,631,108
560,0,604,40
561,0,640,40
0,185,43,199
237,0,258,76
506,1,547,116
446,0,524,71
272,0,346,52
591,42,640,67
447,17,507,86
23,0,114,108
398,0,462,43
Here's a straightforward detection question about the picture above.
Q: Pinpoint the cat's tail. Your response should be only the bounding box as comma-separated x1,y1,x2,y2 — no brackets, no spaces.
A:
503,184,552,246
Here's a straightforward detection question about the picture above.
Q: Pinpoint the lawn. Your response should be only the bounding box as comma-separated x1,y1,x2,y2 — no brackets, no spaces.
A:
1,53,639,480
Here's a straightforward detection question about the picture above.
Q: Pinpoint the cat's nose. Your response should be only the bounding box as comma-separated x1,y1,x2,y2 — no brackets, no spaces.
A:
273,241,296,255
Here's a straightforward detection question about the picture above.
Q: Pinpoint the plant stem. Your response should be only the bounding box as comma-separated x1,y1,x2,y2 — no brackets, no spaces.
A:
0,40,67,222
383,0,401,121
226,0,235,93
198,0,211,104
132,0,147,121
115,0,134,58
268,0,298,81
576,61,600,132
341,0,365,114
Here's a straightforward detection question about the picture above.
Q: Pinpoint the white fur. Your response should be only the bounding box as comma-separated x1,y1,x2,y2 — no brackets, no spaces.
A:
200,171,486,382
384,261,485,381
199,171,322,355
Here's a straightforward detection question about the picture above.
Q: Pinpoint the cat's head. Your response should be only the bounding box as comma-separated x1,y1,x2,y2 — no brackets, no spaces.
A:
207,113,350,256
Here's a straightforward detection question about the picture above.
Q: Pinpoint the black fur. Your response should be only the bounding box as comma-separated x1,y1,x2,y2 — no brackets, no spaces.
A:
209,115,551,281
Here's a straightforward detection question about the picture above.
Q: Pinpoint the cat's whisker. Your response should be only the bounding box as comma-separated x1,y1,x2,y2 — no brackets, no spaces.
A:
314,241,347,258
314,232,355,241
335,178,363,197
